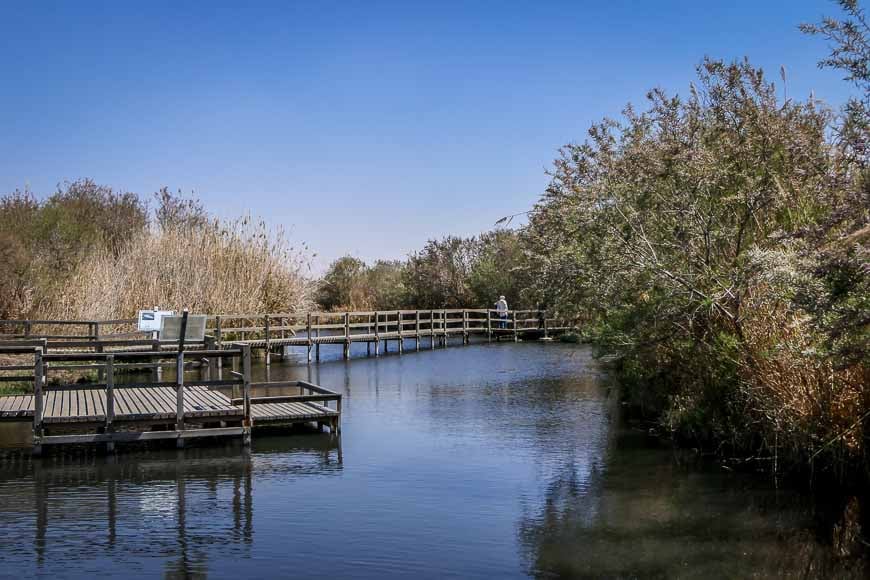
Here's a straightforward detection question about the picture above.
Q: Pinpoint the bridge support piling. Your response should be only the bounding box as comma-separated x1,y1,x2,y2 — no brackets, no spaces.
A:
264,315,271,367
315,314,321,362
397,311,404,355
306,313,312,364
342,313,350,360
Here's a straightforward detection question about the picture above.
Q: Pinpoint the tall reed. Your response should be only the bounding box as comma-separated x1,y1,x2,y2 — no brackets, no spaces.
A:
49,217,312,319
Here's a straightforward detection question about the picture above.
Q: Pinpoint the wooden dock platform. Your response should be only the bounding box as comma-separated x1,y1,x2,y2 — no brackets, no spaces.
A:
0,346,341,454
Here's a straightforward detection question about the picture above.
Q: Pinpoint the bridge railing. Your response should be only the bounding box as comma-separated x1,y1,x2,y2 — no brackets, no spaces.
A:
0,309,578,353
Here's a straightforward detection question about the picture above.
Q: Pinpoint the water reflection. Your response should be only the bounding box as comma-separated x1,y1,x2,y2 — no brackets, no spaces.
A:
0,436,341,578
0,343,863,579
518,429,868,578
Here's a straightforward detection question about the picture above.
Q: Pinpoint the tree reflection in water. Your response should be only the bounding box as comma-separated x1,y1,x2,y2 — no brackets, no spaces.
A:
517,429,867,579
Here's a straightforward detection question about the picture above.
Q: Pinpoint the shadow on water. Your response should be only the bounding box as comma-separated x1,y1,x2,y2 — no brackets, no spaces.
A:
517,426,868,579
0,342,865,578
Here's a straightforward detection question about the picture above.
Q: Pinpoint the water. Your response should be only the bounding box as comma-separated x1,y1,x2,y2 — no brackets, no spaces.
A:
0,342,864,578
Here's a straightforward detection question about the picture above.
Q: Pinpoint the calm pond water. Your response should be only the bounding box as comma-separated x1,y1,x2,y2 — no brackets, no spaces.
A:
0,341,864,578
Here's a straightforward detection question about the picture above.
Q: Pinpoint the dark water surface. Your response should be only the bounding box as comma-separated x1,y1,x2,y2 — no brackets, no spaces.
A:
0,342,863,578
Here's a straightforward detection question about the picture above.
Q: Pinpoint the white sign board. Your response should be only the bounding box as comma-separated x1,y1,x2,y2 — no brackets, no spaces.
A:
159,314,207,342
138,309,175,332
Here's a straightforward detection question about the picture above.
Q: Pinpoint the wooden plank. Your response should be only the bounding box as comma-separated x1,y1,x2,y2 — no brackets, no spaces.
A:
138,386,168,415
151,387,181,415
186,388,217,413
40,426,245,445
71,389,82,418
59,388,68,418
202,388,233,408
112,389,133,416
43,391,55,418
0,396,15,413
128,387,152,415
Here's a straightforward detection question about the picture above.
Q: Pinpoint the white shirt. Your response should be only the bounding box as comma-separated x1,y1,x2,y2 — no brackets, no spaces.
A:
496,299,508,313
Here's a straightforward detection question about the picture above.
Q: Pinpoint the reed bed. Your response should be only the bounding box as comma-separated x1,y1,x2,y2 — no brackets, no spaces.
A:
47,217,313,319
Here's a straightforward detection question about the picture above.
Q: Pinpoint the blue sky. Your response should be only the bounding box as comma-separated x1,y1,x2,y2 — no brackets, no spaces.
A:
0,1,855,271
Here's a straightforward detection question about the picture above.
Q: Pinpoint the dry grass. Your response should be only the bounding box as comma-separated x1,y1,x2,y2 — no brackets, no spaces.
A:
739,283,869,472
45,217,313,319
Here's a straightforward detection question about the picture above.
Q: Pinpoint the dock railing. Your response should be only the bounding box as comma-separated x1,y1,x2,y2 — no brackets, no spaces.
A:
230,379,341,434
20,345,252,453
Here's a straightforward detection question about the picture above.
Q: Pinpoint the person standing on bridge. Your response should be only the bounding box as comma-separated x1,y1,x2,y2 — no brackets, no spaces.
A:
495,295,508,329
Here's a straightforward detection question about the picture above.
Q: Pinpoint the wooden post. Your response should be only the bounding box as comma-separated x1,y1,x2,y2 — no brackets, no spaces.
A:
374,311,380,357
397,311,403,355
315,314,321,362
205,336,218,378
176,350,185,447
543,310,549,339
215,315,223,376
430,310,436,350
96,344,105,381
443,310,449,347
343,313,350,360
462,310,469,345
93,321,101,341
487,309,492,342
32,349,44,456
242,344,252,446
415,310,420,351
105,355,115,452
152,340,161,382
24,321,32,338
306,313,312,364
512,310,518,342
264,315,271,366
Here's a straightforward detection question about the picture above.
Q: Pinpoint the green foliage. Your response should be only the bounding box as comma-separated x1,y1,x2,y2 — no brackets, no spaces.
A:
403,236,477,308
0,180,148,317
317,256,370,310
522,45,868,476
366,260,408,310
315,230,530,311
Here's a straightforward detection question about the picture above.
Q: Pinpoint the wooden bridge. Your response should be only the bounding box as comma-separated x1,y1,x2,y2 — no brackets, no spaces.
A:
0,308,575,364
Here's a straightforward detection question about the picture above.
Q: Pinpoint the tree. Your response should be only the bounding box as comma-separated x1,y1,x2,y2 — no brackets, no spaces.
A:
154,187,208,231
366,260,408,310
524,56,867,468
403,236,477,308
468,229,529,309
317,256,370,310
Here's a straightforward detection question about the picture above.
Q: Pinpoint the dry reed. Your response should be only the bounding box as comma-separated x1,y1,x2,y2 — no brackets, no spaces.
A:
47,217,313,319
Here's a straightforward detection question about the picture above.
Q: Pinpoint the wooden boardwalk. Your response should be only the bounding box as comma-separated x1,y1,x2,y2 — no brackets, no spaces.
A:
0,307,574,454
0,308,576,364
